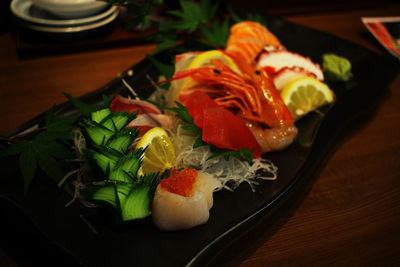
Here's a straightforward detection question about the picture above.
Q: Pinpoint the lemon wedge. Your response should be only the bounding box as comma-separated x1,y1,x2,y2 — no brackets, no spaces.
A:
181,50,241,91
136,127,175,175
281,77,335,120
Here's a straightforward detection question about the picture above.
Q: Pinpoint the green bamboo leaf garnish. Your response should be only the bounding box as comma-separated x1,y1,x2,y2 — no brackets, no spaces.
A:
63,92,97,116
146,54,175,89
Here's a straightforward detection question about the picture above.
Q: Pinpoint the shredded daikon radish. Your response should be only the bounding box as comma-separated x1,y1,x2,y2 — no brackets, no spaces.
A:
172,125,277,192
63,129,97,208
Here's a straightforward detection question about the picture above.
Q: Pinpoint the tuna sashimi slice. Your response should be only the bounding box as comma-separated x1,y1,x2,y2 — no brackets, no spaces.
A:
182,91,262,158
202,107,262,158
182,90,219,128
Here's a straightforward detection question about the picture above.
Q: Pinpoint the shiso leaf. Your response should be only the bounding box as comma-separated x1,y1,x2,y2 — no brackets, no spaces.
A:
208,147,254,165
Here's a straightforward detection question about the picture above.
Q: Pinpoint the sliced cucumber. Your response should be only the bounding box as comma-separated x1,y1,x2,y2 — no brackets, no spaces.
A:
108,150,143,182
101,112,136,132
116,183,133,203
91,144,122,162
82,107,161,222
107,128,138,153
82,120,115,145
91,108,112,124
120,173,160,221
85,149,117,176
84,184,118,208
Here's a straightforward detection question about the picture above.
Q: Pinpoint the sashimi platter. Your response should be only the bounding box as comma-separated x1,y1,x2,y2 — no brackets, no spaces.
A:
2,11,396,267
94,21,338,230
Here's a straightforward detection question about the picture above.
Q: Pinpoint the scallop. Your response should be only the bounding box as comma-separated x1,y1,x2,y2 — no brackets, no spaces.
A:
151,171,221,231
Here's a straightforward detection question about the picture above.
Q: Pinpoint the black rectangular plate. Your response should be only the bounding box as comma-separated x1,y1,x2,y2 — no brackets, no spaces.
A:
1,14,399,267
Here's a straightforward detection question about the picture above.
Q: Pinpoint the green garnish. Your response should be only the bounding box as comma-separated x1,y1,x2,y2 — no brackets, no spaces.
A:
103,0,163,30
227,5,267,26
208,147,255,165
199,18,230,48
167,0,219,33
322,53,353,82
150,0,221,53
63,92,97,116
81,106,160,222
168,101,204,147
84,173,160,222
2,107,79,194
104,0,271,55
145,54,175,90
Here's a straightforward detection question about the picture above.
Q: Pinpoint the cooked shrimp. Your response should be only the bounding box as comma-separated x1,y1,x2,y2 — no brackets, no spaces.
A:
243,119,298,152
161,22,298,153
226,21,283,65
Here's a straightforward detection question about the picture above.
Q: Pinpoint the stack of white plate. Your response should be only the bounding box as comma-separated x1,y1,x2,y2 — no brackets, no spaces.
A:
10,0,118,36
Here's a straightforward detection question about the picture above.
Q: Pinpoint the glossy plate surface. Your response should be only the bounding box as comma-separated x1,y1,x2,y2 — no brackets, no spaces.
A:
10,0,116,26
0,15,398,267
17,9,118,33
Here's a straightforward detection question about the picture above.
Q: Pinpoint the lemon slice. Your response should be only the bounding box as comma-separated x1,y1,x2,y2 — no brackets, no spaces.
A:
281,77,335,120
136,127,175,175
181,50,241,91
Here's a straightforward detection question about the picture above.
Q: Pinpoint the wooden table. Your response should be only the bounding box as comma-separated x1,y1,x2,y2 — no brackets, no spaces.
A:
1,3,399,266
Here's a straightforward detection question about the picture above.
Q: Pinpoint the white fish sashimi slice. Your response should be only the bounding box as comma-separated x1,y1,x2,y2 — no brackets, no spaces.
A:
126,114,177,132
273,66,317,91
257,50,324,81
151,171,221,231
111,94,161,114
166,52,200,106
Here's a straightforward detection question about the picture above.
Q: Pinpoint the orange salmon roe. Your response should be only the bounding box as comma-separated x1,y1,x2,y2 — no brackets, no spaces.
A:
160,168,198,197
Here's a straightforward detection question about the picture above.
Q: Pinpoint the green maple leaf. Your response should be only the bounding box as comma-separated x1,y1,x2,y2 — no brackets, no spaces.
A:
2,106,78,194
168,0,219,33
228,5,267,26
199,18,230,48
